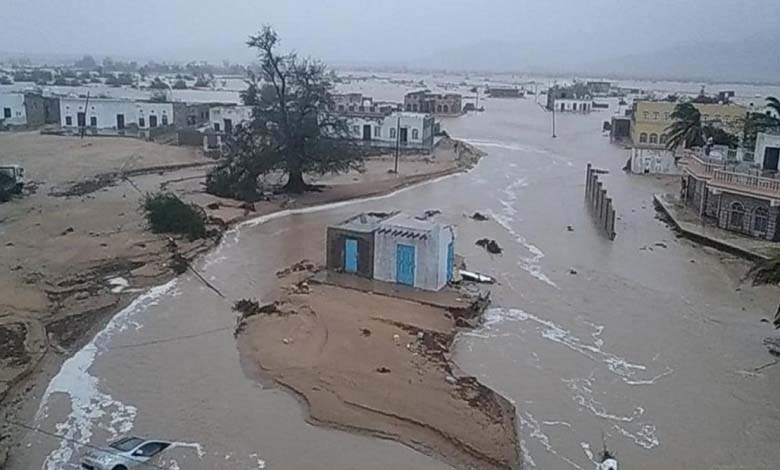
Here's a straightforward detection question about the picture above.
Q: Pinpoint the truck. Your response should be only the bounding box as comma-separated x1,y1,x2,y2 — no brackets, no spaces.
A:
0,164,25,201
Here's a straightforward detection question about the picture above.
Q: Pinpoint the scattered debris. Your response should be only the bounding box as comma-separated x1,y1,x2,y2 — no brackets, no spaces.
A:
475,238,502,254
761,318,770,323
416,209,441,220
360,327,372,337
276,259,318,278
569,268,578,275
459,270,495,284
764,337,780,357
206,202,220,210
239,201,256,212
654,242,668,248
376,366,391,374
60,227,74,235
445,375,458,385
233,298,281,318
282,337,291,345
470,212,489,221
567,225,574,232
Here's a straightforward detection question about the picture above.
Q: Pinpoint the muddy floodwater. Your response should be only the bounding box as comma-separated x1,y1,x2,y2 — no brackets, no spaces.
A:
10,95,780,470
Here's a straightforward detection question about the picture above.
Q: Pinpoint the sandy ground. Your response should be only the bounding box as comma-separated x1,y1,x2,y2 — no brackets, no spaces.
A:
237,269,521,470
0,131,479,465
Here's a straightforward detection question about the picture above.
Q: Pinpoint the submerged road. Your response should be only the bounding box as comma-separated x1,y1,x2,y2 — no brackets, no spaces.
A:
10,96,780,470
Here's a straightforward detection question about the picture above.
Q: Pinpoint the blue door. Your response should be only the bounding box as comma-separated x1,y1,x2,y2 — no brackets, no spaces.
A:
396,244,415,286
344,238,358,273
446,242,454,281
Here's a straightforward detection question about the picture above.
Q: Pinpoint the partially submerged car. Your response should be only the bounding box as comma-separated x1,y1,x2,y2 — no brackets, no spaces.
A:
81,436,171,470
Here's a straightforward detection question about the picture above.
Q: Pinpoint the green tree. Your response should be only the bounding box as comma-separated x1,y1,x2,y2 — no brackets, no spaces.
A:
149,77,168,89
172,79,188,89
208,26,361,196
665,102,705,150
766,96,780,118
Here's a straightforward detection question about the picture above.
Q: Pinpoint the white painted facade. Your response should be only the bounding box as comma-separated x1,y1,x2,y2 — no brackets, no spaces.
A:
59,97,174,129
754,132,780,170
629,147,680,175
0,92,27,125
372,213,454,291
347,111,434,150
554,98,592,113
208,105,253,132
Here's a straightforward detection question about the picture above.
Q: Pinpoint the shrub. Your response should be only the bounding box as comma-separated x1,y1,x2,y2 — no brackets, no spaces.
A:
141,192,206,240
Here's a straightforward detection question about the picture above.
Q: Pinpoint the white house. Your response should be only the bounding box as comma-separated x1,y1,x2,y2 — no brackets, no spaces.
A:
629,147,680,175
554,97,592,113
0,92,27,126
347,111,435,151
208,105,253,133
373,213,455,291
59,97,174,130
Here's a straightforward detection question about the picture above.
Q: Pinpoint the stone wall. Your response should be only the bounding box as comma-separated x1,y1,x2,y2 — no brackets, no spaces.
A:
716,192,780,241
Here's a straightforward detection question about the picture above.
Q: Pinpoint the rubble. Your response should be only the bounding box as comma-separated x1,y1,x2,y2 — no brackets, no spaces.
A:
475,238,503,254
471,212,489,221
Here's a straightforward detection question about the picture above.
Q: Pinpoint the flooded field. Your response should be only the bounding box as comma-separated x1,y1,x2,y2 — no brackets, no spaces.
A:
9,92,780,470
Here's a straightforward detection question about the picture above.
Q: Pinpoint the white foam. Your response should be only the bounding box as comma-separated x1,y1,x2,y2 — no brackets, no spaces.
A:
107,277,129,293
519,409,584,470
613,423,660,450
488,210,557,288
249,452,267,469
170,441,206,459
37,280,177,470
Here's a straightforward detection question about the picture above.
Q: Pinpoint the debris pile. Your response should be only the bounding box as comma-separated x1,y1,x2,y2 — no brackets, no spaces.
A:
475,238,503,254
276,259,319,278
471,212,489,221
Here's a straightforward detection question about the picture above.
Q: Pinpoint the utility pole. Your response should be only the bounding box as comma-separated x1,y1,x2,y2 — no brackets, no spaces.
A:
394,115,400,173
476,88,480,110
80,91,90,139
552,99,557,138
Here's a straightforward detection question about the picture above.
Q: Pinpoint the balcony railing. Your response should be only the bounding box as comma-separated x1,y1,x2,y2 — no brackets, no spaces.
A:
682,151,780,199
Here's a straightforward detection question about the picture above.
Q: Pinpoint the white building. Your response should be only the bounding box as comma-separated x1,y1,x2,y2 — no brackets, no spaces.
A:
554,97,592,113
629,147,680,175
59,97,174,131
372,213,455,291
347,111,435,151
208,105,253,133
0,92,27,126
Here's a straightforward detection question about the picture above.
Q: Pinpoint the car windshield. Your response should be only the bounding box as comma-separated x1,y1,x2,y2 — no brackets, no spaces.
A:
109,437,144,452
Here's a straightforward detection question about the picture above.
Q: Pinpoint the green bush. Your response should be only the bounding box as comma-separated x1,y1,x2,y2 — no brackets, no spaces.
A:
141,192,206,240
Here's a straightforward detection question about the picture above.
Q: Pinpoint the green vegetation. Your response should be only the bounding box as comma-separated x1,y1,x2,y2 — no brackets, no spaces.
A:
665,101,739,151
140,192,207,240
172,79,188,89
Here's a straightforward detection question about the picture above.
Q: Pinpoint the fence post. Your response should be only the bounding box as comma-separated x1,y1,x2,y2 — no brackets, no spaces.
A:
595,181,603,215
603,197,612,230
585,163,592,198
608,206,616,240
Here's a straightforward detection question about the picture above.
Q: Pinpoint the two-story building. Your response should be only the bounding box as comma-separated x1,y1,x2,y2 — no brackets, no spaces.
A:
347,111,435,152
404,90,462,116
680,132,780,240
330,93,401,116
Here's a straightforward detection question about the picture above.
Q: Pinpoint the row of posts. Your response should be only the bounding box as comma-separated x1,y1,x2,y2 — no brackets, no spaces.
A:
585,163,617,240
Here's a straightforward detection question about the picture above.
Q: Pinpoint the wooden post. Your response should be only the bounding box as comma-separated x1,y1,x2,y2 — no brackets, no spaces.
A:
608,205,616,240
595,181,603,215
585,163,592,198
603,197,612,230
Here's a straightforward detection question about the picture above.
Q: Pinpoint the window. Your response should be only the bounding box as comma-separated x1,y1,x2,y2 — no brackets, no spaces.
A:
443,105,449,113
374,126,381,138
390,127,396,139
703,114,710,121
162,115,168,126
664,112,670,120
412,104,418,112
649,133,658,144
214,122,220,132
3,107,11,118
90,116,97,127
338,105,345,112
412,128,419,140
352,125,359,134
138,117,145,127
754,207,769,234
132,442,169,458
729,202,745,229
653,112,659,120
660,134,668,145
639,132,648,143
437,104,442,113
643,111,649,120
405,104,411,111
65,116,73,126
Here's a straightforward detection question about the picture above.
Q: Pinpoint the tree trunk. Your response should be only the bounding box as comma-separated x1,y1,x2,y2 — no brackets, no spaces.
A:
284,170,307,193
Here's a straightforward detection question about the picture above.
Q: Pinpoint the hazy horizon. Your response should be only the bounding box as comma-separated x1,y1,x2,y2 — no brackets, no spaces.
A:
4,0,780,81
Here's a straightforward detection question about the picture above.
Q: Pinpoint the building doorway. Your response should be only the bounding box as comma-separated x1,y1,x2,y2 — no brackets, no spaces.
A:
77,112,86,127
362,124,371,140
763,147,779,172
224,118,232,134
344,238,358,273
149,115,158,128
399,127,408,144
116,114,125,130
395,244,415,286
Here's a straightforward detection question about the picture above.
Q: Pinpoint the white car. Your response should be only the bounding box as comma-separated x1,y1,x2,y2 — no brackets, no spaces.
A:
81,436,171,470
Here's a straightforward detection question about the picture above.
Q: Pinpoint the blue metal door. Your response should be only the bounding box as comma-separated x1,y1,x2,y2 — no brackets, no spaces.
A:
396,244,415,286
344,238,358,273
446,242,454,281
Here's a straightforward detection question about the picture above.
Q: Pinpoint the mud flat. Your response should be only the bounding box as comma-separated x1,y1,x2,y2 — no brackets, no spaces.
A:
0,132,482,465
236,269,521,470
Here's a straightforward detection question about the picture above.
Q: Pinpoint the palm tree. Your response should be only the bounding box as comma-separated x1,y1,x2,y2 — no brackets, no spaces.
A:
665,102,705,150
766,96,780,118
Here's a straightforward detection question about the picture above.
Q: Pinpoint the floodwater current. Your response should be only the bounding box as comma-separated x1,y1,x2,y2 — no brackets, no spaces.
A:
10,95,780,470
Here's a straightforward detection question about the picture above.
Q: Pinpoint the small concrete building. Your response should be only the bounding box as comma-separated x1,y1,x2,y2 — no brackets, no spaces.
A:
0,91,60,128
327,212,455,291
59,97,174,131
0,92,27,126
346,111,435,152
208,105,253,133
554,97,592,113
404,90,462,116
629,147,680,175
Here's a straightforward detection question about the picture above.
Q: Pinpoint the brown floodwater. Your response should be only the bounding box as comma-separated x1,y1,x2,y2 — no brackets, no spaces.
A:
10,94,780,470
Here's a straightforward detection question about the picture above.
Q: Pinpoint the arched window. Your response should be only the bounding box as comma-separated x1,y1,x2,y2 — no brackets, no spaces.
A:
754,207,769,233
437,105,442,113
412,104,418,112
412,128,419,140
639,133,648,143
729,202,745,229
659,134,668,145
406,104,411,111
443,104,449,113
390,127,396,139
649,133,658,144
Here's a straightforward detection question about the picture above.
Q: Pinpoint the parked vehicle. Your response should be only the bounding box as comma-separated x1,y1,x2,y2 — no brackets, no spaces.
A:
80,436,171,470
0,164,24,198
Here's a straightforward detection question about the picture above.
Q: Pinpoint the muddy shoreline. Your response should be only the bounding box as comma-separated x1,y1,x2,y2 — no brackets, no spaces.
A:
0,135,485,467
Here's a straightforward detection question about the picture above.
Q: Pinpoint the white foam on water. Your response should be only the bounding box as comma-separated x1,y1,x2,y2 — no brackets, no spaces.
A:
542,420,572,428
613,423,660,450
37,280,177,470
249,452,267,469
463,138,574,166
170,441,206,458
519,409,584,470
488,210,558,288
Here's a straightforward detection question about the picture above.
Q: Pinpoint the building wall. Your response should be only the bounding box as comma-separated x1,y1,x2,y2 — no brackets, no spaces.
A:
631,100,746,148
716,192,780,240
554,98,591,112
0,93,27,125
373,224,449,291
208,105,253,132
60,98,174,129
23,93,46,127
754,132,780,169
630,147,680,175
347,112,434,151
404,92,462,115
326,227,375,278
173,102,210,128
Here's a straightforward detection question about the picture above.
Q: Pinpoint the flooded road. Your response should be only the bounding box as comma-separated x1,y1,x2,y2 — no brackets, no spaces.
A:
11,96,780,470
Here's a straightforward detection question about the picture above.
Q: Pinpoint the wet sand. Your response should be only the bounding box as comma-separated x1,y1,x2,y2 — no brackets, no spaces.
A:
237,272,520,470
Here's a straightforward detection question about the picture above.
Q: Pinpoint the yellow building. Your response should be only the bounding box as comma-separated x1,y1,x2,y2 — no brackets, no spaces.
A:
630,100,747,148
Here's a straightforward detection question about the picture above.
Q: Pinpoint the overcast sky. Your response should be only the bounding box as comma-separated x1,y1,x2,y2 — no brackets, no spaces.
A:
4,0,780,70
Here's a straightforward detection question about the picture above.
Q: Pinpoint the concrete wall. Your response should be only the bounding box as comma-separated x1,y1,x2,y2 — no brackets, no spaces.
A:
0,93,26,125
716,192,780,240
554,98,591,112
60,98,174,129
347,112,434,151
754,132,780,170
326,227,375,278
630,147,680,175
208,105,253,132
373,223,449,291
173,102,210,128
